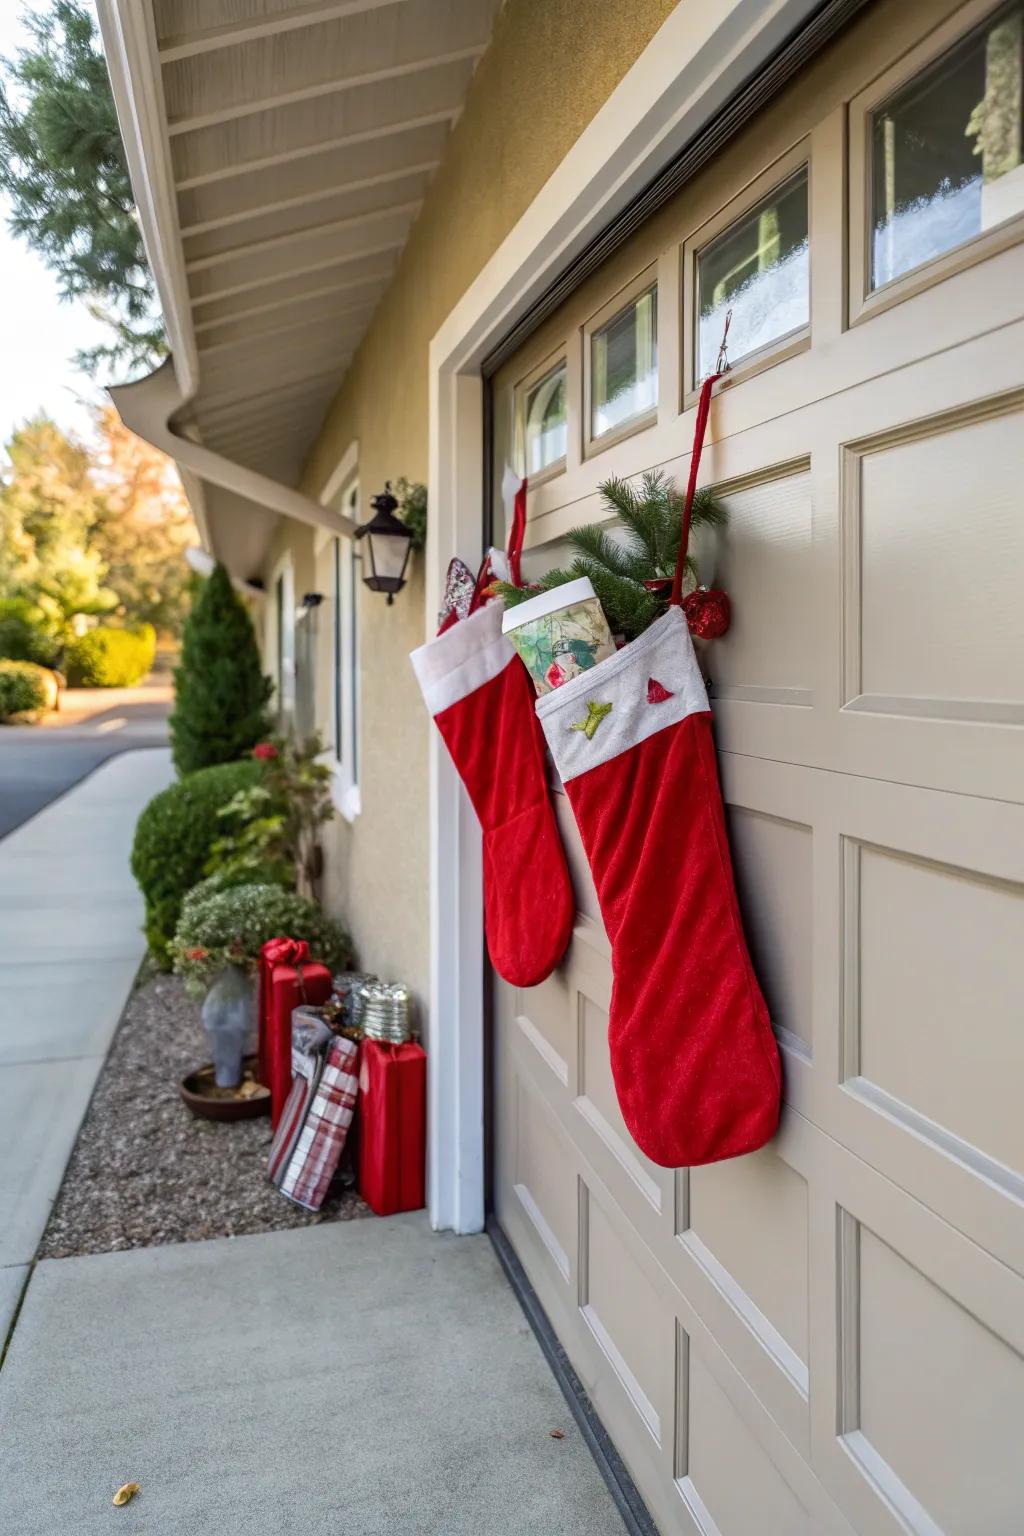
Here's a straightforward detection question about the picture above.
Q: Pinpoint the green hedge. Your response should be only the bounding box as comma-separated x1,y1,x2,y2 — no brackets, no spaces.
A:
0,660,47,721
65,623,156,687
0,598,61,668
130,759,263,967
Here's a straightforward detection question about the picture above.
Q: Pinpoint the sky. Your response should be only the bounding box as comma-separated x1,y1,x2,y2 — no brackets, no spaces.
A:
0,1,113,453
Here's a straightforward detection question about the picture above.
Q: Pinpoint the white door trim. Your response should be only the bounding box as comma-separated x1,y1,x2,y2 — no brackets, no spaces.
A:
424,0,825,1234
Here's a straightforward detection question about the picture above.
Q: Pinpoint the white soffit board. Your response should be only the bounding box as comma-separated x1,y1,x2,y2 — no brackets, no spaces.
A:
100,0,501,486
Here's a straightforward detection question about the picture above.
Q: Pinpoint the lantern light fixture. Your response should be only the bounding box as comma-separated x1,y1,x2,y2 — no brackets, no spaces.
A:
354,483,413,604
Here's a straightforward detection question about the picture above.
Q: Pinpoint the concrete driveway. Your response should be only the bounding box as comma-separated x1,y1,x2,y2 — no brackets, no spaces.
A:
0,1216,629,1534
0,679,172,840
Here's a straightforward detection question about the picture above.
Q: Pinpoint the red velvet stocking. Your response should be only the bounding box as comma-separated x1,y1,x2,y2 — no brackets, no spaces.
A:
534,376,780,1167
536,608,780,1165
411,601,575,988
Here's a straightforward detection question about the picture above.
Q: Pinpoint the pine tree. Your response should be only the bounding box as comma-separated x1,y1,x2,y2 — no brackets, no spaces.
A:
170,564,273,776
0,0,165,376
496,470,726,640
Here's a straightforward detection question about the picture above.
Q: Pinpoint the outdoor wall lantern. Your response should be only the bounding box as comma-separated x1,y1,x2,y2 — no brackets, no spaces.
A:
354,483,413,604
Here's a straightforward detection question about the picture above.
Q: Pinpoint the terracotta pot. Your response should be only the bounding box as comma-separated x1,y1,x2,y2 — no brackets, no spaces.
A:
179,1054,270,1122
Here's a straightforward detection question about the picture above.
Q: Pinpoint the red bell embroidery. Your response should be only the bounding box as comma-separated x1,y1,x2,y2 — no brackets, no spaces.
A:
646,677,673,704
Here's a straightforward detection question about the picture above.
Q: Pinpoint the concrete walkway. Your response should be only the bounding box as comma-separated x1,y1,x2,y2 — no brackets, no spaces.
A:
0,749,174,1339
0,1216,628,1534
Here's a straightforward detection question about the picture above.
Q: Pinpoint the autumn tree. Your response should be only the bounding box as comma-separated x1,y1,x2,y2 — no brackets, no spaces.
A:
0,411,197,646
0,415,114,643
91,405,197,635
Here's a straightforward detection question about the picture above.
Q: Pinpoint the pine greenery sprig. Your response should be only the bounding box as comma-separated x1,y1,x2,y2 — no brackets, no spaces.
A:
494,471,726,640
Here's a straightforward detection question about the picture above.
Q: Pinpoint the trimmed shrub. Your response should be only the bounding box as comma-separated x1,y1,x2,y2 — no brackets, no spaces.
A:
179,863,294,928
171,563,272,775
65,623,156,687
130,759,263,967
0,660,47,721
0,598,60,668
171,883,353,993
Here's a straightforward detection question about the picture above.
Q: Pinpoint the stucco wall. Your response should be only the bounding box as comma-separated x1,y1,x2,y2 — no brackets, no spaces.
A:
279,0,679,1009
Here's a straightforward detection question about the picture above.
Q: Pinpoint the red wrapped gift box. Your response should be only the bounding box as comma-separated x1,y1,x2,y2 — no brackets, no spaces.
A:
258,938,332,1128
357,1040,426,1217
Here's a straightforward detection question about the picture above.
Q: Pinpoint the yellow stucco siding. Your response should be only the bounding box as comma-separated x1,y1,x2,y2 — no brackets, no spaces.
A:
302,0,678,496
282,0,678,1005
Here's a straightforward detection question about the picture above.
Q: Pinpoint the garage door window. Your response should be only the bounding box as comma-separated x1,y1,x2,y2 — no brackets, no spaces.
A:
518,356,567,478
587,275,658,447
695,166,809,378
868,2,1023,291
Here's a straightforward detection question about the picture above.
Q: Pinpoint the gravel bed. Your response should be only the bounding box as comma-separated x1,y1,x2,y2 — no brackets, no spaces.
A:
40,966,370,1259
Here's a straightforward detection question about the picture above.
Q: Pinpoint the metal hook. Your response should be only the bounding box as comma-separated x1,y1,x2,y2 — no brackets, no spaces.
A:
714,307,733,376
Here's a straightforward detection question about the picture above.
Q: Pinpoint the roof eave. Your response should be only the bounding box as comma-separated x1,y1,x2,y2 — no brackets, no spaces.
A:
96,0,199,402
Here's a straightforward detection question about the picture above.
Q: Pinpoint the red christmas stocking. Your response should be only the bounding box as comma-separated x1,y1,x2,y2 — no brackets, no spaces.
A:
411,596,575,988
535,380,780,1167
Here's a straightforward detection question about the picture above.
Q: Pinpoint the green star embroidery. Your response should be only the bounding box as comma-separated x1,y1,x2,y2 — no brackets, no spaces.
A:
569,699,613,741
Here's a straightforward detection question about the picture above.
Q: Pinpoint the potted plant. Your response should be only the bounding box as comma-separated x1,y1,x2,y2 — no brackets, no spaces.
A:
171,883,353,1091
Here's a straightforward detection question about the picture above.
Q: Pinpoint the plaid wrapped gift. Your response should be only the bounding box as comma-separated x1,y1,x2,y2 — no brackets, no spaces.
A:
267,1013,333,1189
276,1033,359,1212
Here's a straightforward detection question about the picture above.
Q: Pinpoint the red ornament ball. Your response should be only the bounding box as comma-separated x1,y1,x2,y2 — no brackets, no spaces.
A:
682,587,731,639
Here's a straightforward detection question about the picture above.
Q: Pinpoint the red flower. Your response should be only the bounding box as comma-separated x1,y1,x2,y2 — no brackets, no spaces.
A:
252,742,278,761
185,947,209,962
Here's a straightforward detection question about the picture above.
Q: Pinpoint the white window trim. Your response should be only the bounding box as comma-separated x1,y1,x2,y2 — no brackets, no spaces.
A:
424,0,826,1236
315,464,362,824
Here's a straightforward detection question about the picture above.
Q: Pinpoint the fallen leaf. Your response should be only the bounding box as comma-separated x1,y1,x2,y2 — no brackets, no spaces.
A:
548,1429,565,1439
113,1483,140,1507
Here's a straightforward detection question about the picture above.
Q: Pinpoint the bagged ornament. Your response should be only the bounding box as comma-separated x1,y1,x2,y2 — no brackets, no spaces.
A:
502,575,615,694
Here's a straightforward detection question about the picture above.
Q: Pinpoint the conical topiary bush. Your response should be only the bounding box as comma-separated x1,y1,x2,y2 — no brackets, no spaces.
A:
170,563,273,775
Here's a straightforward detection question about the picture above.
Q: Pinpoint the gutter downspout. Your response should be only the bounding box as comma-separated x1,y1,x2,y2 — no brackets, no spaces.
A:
108,361,359,544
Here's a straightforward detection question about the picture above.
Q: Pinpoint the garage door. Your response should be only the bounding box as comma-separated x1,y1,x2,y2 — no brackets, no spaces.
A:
489,2,1024,1531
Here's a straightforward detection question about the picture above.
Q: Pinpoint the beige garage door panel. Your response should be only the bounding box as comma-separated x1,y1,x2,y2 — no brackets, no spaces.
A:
855,401,1024,718
491,3,1024,1531
856,843,1023,1175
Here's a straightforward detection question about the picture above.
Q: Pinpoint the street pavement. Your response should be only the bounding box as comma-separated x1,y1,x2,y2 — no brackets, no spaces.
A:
0,679,172,840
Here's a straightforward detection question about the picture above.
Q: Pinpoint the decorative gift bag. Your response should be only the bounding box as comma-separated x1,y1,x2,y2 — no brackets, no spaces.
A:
532,376,781,1168
275,1033,360,1212
267,1012,333,1189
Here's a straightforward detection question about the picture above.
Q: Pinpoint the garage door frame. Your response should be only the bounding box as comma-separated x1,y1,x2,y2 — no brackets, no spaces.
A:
423,0,871,1237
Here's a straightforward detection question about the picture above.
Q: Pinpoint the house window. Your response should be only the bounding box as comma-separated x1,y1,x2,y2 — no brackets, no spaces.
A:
519,359,567,477
695,166,809,378
588,280,658,443
868,2,1024,291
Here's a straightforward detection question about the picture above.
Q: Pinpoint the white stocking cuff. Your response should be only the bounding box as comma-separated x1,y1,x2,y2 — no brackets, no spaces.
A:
410,600,513,717
535,606,708,782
